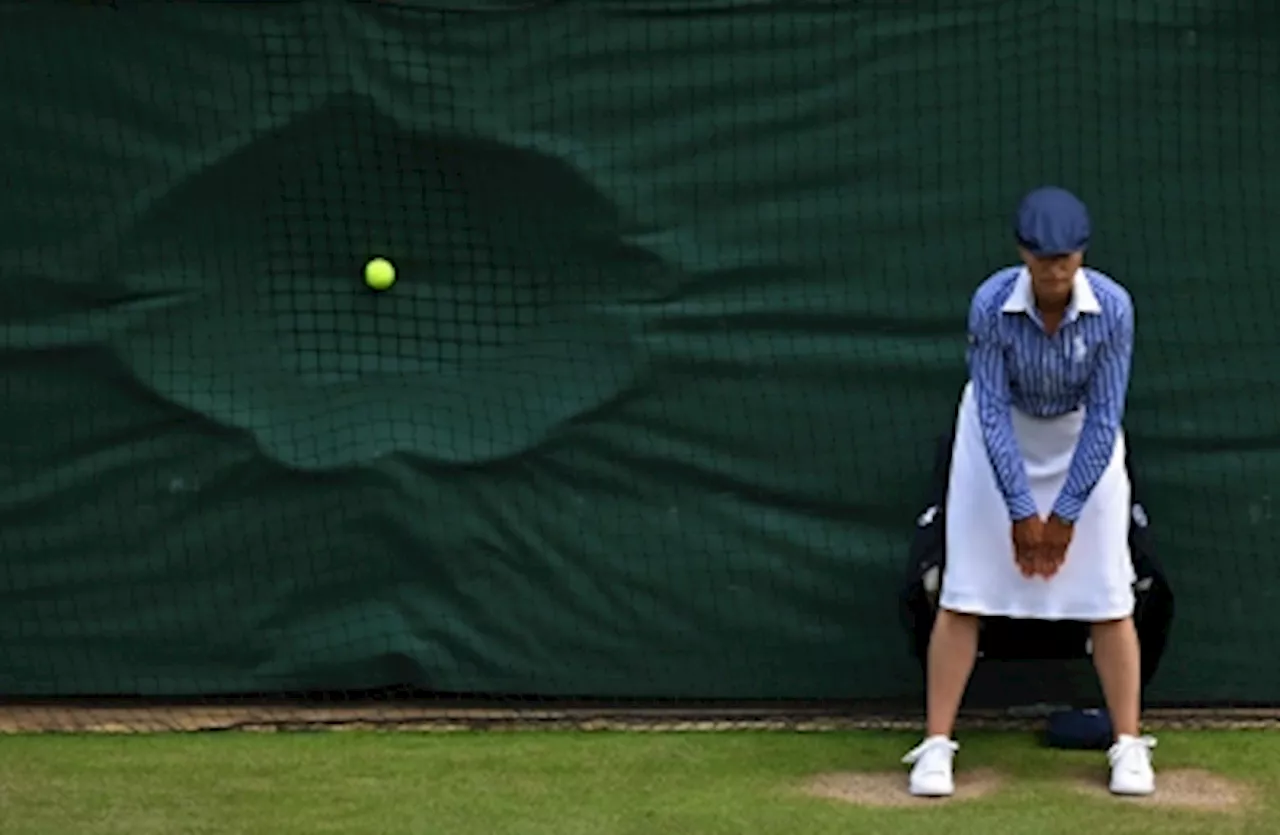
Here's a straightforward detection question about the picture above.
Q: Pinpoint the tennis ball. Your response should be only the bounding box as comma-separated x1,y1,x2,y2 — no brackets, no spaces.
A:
364,257,396,290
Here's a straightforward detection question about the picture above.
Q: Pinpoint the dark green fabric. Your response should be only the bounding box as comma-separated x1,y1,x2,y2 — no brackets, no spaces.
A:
1,2,1276,702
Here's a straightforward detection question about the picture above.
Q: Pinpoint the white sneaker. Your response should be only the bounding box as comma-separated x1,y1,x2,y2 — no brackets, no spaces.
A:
902,735,959,797
1108,734,1157,795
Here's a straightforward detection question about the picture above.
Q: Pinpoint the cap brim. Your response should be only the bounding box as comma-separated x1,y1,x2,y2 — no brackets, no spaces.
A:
1016,235,1084,257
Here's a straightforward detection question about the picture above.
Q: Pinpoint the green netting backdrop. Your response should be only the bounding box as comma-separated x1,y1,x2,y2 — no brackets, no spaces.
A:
0,1,1277,705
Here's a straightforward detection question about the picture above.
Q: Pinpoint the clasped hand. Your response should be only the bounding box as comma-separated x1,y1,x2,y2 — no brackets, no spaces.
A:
1011,515,1073,579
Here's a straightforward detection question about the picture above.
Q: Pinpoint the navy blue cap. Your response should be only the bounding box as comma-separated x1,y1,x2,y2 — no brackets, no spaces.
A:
1014,186,1091,256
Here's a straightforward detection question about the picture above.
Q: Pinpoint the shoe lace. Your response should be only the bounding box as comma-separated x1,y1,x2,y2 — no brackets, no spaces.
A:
902,736,959,766
1108,735,1157,767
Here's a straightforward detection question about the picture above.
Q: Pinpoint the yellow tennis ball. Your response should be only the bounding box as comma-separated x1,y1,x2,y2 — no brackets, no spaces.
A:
364,257,396,290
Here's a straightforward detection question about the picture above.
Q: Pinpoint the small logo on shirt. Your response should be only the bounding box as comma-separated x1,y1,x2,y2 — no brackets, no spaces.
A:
1072,334,1087,363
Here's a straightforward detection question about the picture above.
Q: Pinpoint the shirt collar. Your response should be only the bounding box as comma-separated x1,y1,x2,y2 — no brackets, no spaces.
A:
1001,267,1102,320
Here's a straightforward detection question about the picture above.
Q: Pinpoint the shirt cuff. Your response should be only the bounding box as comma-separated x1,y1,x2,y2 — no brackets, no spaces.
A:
1050,493,1085,523
1007,491,1039,521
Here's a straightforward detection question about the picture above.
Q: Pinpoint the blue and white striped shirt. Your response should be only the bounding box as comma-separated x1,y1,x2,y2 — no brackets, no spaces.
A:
967,266,1135,523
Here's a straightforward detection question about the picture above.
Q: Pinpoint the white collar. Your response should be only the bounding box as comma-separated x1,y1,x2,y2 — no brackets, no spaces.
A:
1001,267,1101,319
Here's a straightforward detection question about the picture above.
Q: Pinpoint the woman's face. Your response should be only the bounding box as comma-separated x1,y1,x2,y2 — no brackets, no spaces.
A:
1020,247,1083,308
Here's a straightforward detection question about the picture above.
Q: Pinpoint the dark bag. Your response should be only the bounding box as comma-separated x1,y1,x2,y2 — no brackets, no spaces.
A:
899,426,1175,688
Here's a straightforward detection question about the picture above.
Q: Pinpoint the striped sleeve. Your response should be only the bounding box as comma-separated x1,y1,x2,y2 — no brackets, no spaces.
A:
1051,299,1135,522
967,291,1038,521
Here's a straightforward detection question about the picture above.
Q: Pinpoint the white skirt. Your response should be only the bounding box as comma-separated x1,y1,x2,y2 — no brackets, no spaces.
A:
940,382,1136,621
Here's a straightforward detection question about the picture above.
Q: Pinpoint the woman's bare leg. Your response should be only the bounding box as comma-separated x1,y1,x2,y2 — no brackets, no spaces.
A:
1090,616,1142,738
926,609,981,737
